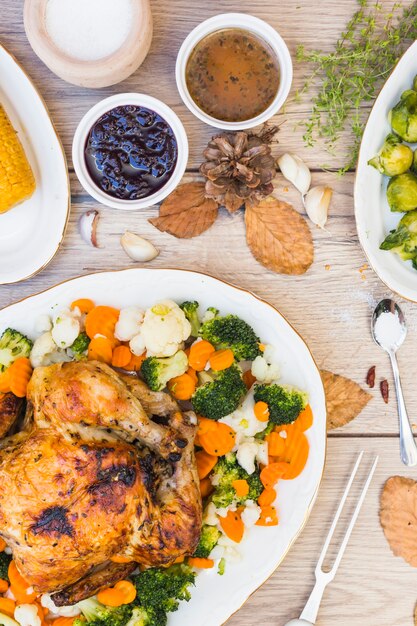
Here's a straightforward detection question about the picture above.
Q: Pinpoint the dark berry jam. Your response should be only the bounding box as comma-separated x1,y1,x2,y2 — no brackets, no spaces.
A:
84,105,178,201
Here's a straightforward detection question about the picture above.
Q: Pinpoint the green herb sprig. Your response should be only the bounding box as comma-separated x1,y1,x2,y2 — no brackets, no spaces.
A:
297,0,417,174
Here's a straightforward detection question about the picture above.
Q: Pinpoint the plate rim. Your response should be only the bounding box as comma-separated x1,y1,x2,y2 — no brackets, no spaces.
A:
354,40,417,303
0,42,71,285
0,265,327,624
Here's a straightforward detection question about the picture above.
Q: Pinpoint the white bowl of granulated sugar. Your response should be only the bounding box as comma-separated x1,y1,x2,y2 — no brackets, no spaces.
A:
24,0,153,88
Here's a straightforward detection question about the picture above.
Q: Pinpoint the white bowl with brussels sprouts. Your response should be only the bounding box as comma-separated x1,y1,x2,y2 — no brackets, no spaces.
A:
355,40,417,302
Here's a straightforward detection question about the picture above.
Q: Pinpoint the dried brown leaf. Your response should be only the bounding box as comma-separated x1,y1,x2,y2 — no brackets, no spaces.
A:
380,476,417,568
245,196,314,275
321,369,371,430
149,182,218,239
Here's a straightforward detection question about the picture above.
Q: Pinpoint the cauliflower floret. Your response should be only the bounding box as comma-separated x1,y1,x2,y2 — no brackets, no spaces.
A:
34,314,52,334
241,500,261,528
256,440,269,466
220,387,265,438
15,604,43,626
30,332,70,368
41,594,81,618
236,440,259,475
251,354,280,384
140,300,191,357
217,535,241,561
115,306,144,342
51,309,80,349
129,332,146,356
203,502,218,527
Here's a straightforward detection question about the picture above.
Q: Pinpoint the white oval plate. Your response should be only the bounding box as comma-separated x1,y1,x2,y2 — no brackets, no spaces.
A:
355,41,417,302
0,268,326,626
0,44,70,284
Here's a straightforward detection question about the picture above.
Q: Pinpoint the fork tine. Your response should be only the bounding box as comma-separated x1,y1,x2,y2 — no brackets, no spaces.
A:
328,455,379,577
315,451,364,574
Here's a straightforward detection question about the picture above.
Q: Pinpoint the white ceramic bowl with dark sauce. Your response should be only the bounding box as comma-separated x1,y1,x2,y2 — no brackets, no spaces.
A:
72,93,189,211
175,13,293,130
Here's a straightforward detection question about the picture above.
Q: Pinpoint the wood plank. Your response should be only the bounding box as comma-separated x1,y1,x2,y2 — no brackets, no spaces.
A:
228,437,416,626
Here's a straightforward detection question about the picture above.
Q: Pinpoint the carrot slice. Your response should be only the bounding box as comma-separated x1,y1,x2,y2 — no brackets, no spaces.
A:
266,431,286,457
8,561,37,602
0,597,15,617
242,369,256,389
188,557,214,569
52,618,77,626
187,367,198,385
199,477,213,498
0,538,6,551
188,340,215,371
0,579,8,593
85,306,119,343
111,345,132,368
256,505,279,526
199,422,236,457
195,450,218,480
8,358,32,398
197,416,217,437
260,462,289,489
70,298,95,314
121,352,146,372
209,349,235,371
167,373,196,401
88,336,113,364
232,479,249,498
0,371,10,394
97,580,136,606
254,401,270,422
258,488,276,507
282,430,309,480
296,404,314,431
219,509,244,543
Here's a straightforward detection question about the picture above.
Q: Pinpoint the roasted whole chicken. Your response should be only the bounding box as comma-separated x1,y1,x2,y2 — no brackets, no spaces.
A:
0,361,202,605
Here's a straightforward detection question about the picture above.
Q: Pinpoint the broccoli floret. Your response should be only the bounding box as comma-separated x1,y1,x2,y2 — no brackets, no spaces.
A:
133,564,195,614
0,552,11,581
74,597,132,626
0,328,33,372
191,364,246,420
254,383,307,426
141,351,188,392
211,453,263,508
199,315,261,361
179,301,201,337
193,524,221,558
201,307,220,323
70,332,90,360
126,606,167,626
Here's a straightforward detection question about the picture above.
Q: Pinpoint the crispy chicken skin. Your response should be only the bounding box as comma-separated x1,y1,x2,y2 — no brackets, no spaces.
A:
0,361,202,599
0,392,24,438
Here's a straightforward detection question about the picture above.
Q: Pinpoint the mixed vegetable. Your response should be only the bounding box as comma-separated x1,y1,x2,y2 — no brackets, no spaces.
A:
0,297,313,625
368,74,417,269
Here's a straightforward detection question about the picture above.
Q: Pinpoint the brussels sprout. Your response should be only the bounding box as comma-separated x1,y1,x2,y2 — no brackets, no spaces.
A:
389,90,417,142
368,133,413,176
386,172,417,212
380,209,417,269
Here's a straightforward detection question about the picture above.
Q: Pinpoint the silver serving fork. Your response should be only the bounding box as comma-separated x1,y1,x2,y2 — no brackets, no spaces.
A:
284,451,379,626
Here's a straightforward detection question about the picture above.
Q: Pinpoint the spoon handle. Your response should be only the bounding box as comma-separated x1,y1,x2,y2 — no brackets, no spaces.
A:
389,351,417,467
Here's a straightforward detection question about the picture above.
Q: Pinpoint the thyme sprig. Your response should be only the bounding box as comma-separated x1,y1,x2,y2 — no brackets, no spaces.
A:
297,0,417,173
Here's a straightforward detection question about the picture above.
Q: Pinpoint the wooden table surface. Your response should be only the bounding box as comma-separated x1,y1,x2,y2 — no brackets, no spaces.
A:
2,1,417,625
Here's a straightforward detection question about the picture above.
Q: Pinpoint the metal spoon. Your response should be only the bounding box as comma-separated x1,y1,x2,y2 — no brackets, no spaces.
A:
372,299,417,466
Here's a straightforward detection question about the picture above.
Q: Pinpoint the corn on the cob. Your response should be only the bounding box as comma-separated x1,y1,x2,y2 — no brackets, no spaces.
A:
0,105,35,214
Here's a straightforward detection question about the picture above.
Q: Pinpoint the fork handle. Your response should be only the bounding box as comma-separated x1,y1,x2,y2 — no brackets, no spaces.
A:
299,576,328,624
389,351,417,467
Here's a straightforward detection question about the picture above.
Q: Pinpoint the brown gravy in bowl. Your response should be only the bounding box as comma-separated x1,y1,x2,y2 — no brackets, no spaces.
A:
185,28,280,123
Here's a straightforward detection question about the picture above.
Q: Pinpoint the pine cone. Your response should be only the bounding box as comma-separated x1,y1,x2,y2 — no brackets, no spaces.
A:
200,128,278,213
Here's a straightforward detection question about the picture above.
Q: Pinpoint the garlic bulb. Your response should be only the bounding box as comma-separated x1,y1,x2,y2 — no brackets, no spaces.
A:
121,231,159,262
277,153,311,195
304,185,333,228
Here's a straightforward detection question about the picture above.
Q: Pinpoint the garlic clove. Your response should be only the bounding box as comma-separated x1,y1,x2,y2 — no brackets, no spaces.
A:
121,231,159,262
277,153,311,195
303,185,333,229
79,210,100,247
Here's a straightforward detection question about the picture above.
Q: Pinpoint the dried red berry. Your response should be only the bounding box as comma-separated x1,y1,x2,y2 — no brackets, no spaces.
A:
366,366,376,388
380,379,389,404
